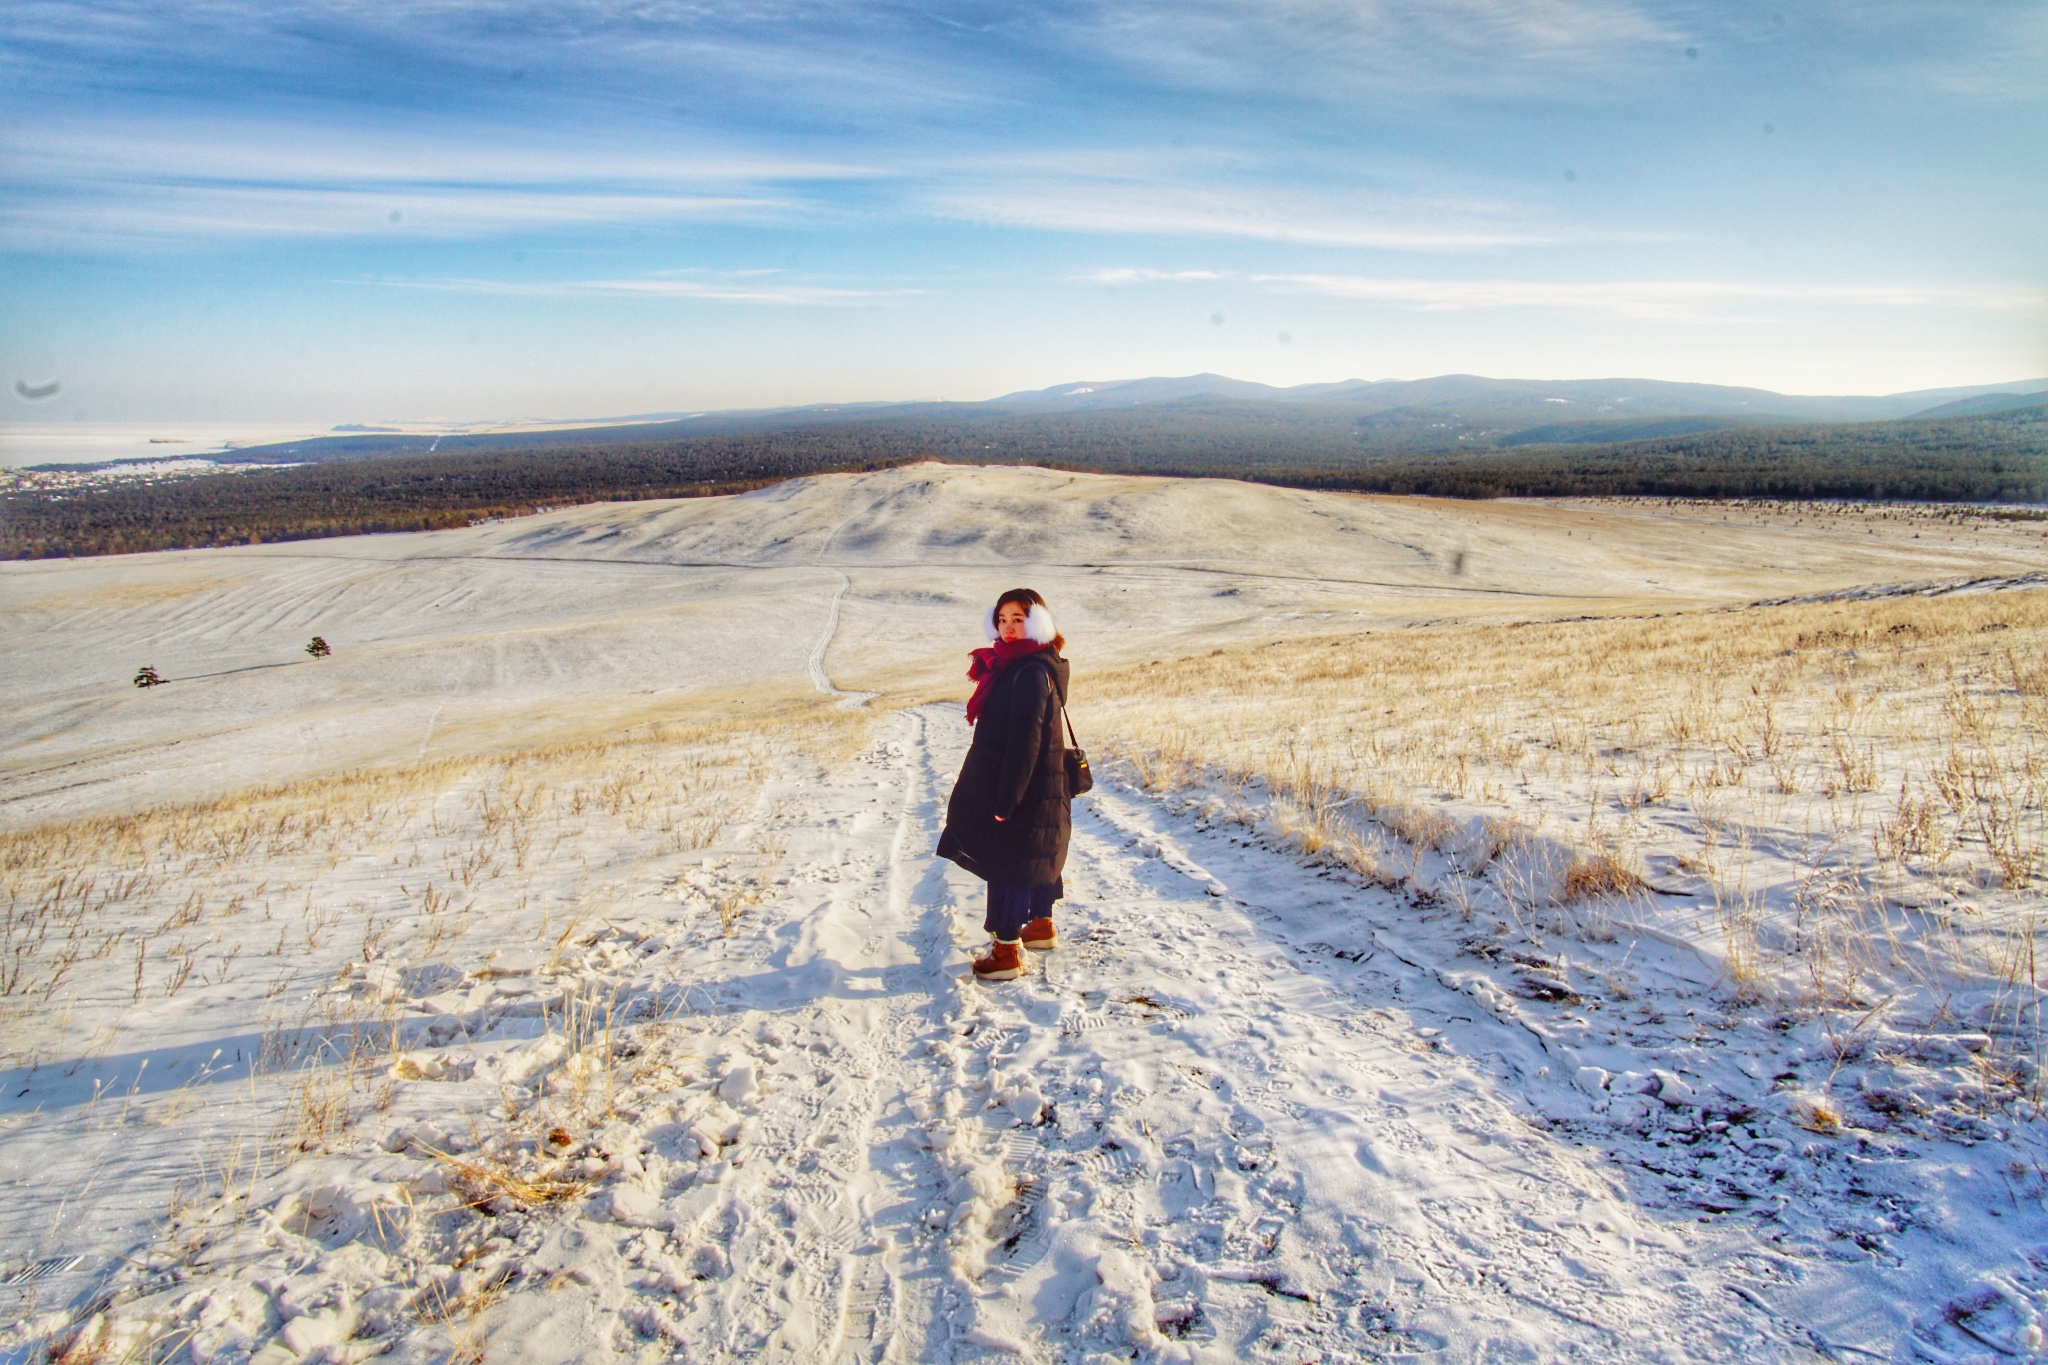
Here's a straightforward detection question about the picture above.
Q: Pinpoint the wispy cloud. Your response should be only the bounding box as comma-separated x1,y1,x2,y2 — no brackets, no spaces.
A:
0,118,877,246
1098,269,2047,320
11,122,877,188
1042,0,1684,104
5,188,797,249
942,187,1549,249
5,114,1573,252
2,0,1679,123
936,155,1557,250
364,270,914,306
1258,274,2048,318
1090,269,1234,283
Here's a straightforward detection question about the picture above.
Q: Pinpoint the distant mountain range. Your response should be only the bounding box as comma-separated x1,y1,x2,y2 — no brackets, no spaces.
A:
207,372,2048,467
15,373,2044,558
987,372,2048,422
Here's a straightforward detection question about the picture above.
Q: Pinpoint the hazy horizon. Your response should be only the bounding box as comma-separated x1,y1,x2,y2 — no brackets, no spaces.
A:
8,363,2048,469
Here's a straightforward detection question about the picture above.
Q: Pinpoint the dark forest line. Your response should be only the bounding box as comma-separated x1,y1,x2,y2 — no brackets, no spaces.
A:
5,404,2043,559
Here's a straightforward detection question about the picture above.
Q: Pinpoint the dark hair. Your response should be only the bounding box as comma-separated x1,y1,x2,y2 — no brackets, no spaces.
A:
993,587,1065,653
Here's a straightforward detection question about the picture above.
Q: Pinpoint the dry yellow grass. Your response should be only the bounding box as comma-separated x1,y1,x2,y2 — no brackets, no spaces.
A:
428,1145,592,1211
0,691,869,1071
1558,852,1649,903
0,688,870,1349
1083,587,2048,1008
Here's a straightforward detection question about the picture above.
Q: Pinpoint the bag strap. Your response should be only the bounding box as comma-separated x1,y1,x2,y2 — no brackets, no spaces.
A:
1036,654,1081,749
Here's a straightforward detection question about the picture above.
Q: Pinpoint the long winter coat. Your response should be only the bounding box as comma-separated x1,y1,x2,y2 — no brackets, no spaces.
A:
936,649,1072,887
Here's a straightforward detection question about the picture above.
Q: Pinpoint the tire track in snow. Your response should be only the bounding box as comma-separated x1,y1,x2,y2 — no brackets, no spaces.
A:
785,707,998,1362
823,711,933,1363
610,709,956,1362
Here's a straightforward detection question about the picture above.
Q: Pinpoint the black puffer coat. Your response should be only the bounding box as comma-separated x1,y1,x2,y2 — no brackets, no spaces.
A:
936,650,1072,887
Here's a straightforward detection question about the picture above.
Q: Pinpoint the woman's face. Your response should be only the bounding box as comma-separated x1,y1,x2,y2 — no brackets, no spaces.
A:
995,601,1030,642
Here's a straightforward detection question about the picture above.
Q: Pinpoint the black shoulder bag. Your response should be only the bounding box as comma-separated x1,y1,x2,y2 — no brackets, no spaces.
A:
1060,702,1093,796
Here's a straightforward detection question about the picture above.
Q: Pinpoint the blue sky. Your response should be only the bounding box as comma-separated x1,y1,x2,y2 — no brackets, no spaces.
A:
3,0,2044,423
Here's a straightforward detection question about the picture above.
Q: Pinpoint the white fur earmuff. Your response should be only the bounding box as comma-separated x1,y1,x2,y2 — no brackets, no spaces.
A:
985,601,1058,644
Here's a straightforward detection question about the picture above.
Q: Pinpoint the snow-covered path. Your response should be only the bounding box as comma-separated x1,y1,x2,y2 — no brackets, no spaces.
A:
671,705,1789,1361
7,702,1868,1364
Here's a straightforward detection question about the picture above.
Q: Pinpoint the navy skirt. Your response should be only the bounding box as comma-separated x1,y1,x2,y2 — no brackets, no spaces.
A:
984,878,1063,939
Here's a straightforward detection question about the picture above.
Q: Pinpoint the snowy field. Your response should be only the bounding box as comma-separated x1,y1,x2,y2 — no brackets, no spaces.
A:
0,425,316,471
2,464,2046,1363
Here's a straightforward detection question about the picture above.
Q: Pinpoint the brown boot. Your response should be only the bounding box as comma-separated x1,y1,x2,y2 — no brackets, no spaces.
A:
972,938,1027,981
1020,917,1057,951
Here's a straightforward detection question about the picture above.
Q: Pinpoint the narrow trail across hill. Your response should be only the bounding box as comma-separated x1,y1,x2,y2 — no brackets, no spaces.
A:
806,568,872,706
702,705,1794,1361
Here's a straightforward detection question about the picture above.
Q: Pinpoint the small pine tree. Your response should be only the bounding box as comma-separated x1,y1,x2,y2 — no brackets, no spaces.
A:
306,636,332,658
133,666,163,688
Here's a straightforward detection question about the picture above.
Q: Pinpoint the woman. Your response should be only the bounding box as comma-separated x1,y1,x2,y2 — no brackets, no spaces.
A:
936,588,1073,982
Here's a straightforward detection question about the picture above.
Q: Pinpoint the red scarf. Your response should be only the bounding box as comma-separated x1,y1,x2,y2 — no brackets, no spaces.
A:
965,638,1049,725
